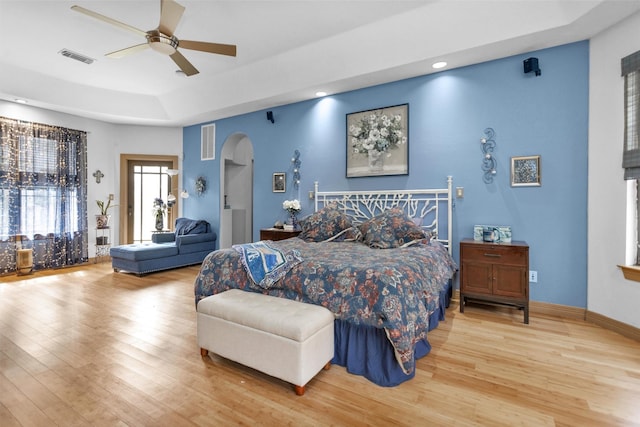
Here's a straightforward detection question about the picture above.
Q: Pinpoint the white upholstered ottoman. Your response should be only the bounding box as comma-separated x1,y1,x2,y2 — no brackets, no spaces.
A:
197,289,335,395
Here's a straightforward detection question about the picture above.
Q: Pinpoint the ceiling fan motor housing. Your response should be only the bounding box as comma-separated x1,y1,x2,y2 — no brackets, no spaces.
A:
146,30,178,55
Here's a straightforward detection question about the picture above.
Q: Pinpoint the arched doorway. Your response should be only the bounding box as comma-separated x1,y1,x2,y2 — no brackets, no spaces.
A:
219,133,254,248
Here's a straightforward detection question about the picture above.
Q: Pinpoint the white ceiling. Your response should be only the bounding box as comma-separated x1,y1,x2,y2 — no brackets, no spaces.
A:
1,0,639,127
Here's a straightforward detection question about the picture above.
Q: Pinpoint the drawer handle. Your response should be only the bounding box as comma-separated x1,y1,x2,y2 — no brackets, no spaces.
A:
483,253,501,258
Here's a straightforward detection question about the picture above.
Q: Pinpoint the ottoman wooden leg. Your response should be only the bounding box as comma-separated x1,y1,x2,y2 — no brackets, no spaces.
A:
200,348,209,357
323,362,331,370
294,385,306,396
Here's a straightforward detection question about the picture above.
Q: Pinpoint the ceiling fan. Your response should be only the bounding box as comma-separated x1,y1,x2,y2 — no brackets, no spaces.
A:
71,0,236,76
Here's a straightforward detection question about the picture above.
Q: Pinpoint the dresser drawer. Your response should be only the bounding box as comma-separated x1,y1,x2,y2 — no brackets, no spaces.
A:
462,244,527,266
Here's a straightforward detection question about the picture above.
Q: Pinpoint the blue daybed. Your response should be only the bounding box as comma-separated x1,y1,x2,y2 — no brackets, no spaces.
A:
110,218,216,275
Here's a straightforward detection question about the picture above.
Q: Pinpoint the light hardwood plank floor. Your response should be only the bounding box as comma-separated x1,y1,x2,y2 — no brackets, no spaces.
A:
1,263,639,426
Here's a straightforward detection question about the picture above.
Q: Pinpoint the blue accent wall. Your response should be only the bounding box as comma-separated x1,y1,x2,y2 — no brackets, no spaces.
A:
183,41,588,308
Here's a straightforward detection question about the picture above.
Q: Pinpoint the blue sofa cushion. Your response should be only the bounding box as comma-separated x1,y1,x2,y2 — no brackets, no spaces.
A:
152,232,175,243
178,239,217,255
176,232,217,248
110,243,178,261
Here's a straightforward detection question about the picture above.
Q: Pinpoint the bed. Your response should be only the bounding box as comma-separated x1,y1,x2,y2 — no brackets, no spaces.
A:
194,176,457,386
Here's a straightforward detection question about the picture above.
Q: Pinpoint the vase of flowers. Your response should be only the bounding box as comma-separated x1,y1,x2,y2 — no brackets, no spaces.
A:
349,111,407,172
367,150,384,171
283,199,301,230
152,198,167,231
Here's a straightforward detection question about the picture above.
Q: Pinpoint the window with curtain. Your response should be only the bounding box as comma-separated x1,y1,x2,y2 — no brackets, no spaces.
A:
622,50,640,265
0,117,88,273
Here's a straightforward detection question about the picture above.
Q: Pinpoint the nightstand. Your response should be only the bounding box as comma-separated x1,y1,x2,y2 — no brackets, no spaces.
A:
459,238,529,324
260,228,301,241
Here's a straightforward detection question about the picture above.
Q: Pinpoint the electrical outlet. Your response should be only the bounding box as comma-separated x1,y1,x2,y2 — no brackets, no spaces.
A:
529,270,537,283
108,193,114,201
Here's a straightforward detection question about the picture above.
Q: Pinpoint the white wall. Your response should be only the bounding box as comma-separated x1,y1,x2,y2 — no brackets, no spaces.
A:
0,101,182,257
589,11,640,328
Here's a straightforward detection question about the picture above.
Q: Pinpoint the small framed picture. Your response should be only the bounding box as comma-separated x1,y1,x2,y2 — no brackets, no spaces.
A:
511,155,541,187
272,172,286,192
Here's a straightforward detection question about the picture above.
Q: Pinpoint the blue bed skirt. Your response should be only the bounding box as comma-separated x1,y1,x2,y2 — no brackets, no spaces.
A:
331,280,452,387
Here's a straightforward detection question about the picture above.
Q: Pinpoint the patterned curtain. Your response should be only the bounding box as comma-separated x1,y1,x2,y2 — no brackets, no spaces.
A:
0,116,88,273
622,49,640,179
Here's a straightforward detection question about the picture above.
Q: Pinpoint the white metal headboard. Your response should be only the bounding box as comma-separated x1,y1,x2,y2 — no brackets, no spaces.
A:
314,176,453,253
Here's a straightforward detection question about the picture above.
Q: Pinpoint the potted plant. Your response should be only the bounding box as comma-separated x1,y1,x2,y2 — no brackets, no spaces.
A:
96,199,112,229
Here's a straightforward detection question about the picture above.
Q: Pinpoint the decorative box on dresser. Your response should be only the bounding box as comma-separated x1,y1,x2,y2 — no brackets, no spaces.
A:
459,238,529,324
260,228,301,241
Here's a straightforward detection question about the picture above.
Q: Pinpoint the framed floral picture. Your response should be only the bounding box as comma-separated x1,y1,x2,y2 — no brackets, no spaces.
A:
346,104,409,177
511,155,541,187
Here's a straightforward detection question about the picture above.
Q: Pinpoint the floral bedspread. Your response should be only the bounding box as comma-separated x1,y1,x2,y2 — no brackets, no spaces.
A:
194,238,457,375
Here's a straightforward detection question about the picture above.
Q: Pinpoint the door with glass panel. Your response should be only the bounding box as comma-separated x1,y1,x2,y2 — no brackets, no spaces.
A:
127,161,174,243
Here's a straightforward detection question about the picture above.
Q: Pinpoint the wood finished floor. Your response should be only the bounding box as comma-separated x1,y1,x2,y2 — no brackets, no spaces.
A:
1,263,640,427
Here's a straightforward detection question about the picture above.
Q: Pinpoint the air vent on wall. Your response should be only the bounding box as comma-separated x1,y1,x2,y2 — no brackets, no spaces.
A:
59,48,95,65
201,124,215,160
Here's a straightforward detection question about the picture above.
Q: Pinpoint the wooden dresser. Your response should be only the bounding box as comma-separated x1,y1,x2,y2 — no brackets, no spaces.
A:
459,238,529,324
259,228,301,241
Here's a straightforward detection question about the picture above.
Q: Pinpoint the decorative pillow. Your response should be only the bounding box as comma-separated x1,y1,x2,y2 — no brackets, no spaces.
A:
298,204,354,242
358,208,427,249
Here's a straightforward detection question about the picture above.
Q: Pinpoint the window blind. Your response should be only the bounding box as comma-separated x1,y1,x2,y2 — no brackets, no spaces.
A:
622,50,640,179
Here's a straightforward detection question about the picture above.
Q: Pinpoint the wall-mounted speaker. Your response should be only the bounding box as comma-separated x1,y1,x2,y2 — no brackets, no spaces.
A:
523,57,541,76
266,111,274,123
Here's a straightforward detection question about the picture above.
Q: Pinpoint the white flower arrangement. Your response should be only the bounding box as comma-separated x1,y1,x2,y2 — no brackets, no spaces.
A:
282,199,301,215
349,112,406,157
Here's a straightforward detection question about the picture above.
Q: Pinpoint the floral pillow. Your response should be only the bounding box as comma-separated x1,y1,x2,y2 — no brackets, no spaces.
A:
358,208,428,249
298,204,355,242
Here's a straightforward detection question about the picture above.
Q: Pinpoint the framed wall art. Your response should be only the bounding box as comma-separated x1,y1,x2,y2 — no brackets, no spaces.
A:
272,172,286,192
346,104,409,178
511,155,541,187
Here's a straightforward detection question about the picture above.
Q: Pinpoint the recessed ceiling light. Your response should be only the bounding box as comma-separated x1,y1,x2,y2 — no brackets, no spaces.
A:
14,99,28,104
315,91,327,97
432,61,447,69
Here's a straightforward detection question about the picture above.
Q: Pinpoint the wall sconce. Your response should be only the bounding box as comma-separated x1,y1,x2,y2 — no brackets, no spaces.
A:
166,168,179,176
195,176,207,196
291,149,301,190
180,190,190,199
480,127,497,184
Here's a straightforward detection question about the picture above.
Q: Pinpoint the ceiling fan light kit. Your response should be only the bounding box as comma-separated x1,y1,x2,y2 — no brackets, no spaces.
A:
71,0,237,76
147,30,179,55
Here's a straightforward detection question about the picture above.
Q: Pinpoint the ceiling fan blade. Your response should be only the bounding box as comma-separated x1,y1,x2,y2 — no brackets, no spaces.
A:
159,0,185,36
71,5,147,38
170,50,199,76
179,40,237,57
106,43,150,58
